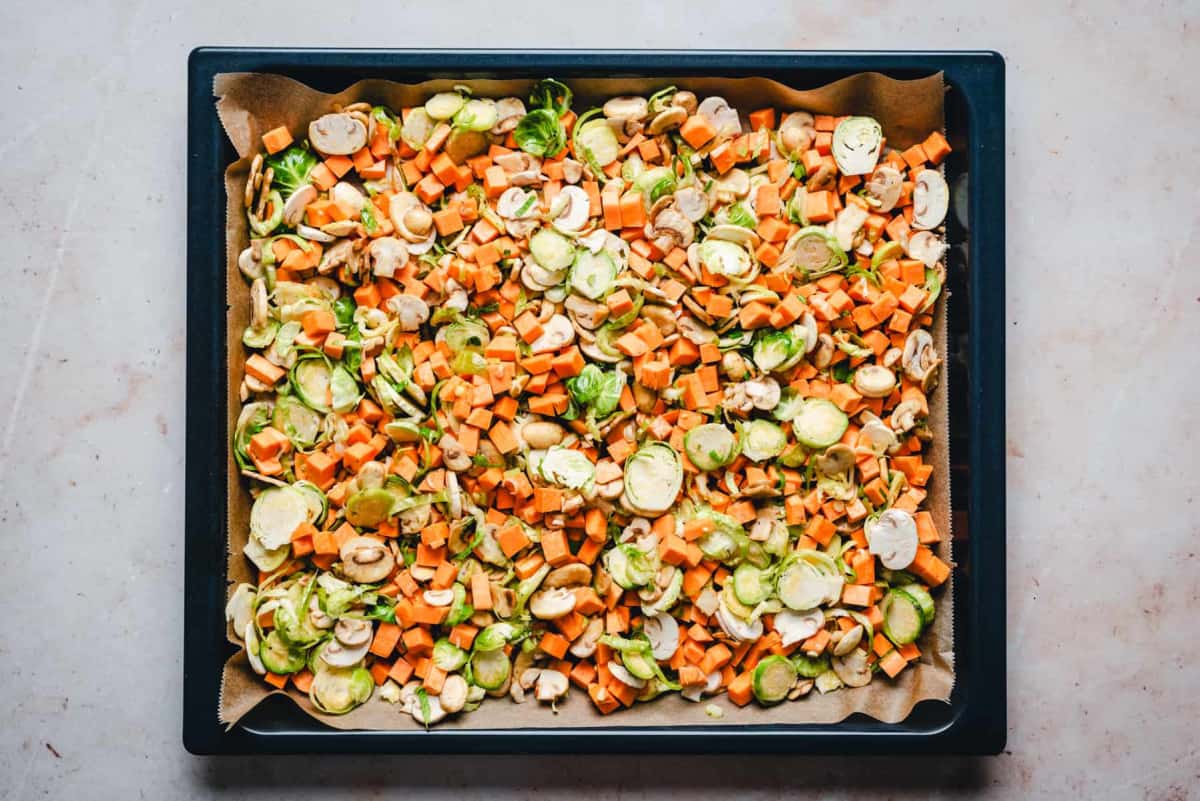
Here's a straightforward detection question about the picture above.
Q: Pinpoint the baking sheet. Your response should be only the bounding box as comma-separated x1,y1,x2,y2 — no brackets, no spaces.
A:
215,70,954,731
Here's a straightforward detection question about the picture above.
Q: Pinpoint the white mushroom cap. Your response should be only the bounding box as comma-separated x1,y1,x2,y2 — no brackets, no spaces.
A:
368,237,410,279
905,230,947,268
697,96,741,137
330,182,366,215
334,617,372,647
866,508,919,570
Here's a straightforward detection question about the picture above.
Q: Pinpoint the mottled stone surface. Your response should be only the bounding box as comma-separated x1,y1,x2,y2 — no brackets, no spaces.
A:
1,2,1197,799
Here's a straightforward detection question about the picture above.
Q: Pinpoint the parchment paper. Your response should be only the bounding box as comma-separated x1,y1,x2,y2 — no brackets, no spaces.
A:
215,70,954,731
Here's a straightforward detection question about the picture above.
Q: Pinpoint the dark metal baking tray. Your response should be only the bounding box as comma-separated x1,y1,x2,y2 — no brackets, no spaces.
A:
185,48,1005,755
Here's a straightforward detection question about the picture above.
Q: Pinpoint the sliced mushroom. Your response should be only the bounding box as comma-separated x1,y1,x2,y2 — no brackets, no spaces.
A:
409,690,448,724
743,375,781,411
832,648,874,688
308,594,333,630
568,617,604,659
296,224,335,243
643,611,679,660
490,97,526,135
320,633,371,668
550,185,590,233
672,186,709,222
712,168,750,199
853,365,898,398
534,670,569,703
816,443,856,476
386,294,429,332
529,567,585,595
811,332,835,369
339,536,395,584
565,293,608,329
309,113,368,155
330,182,366,215
777,112,816,158
865,166,903,212
902,330,938,382
239,245,264,281
800,159,835,191
647,106,687,135
423,589,456,607
438,673,469,714
249,278,269,331
832,204,869,252
905,230,947,269
367,237,409,279
496,187,538,219
559,158,583,184
603,95,649,121
697,96,741,137
866,508,919,570
529,586,577,620
520,420,565,450
675,315,716,349
608,662,647,690
651,205,695,250
245,153,263,209
833,624,865,656
859,418,900,455
334,617,373,648
439,433,472,472
282,184,317,227
890,399,923,433
911,169,949,230
774,608,825,647
715,602,763,642
528,314,575,354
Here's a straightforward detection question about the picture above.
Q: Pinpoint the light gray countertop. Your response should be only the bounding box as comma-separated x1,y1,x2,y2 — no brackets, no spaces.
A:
2,2,1198,799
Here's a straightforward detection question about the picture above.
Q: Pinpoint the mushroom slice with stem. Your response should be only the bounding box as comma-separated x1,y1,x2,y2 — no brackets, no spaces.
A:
282,185,317,227
774,608,825,647
367,237,409,279
697,96,741,137
832,648,874,688
866,508,919,570
309,113,368,155
550,185,590,233
439,674,470,714
673,186,709,222
534,670,569,704
902,329,938,383
647,106,687,135
652,206,695,249
905,230,948,268
568,617,604,659
386,295,430,332
859,417,900,455
890,399,923,433
852,365,898,398
496,187,538,220
338,536,395,584
490,97,526,135
643,612,679,660
528,314,575,354
529,587,577,620
865,165,903,212
777,111,816,158
911,169,950,230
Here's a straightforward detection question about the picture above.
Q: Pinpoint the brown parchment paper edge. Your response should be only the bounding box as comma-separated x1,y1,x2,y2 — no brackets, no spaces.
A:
215,70,955,732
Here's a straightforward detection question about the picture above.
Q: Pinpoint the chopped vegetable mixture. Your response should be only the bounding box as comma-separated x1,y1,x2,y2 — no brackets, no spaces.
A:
227,79,953,724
